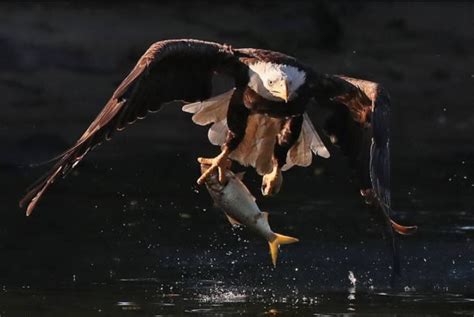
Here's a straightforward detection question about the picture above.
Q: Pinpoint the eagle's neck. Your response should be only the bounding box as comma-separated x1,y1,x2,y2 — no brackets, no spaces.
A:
243,87,307,118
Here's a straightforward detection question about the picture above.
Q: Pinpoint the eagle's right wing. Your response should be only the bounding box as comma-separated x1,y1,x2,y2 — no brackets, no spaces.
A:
20,39,245,215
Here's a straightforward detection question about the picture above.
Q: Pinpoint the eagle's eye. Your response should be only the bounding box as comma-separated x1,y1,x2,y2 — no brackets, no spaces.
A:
267,79,274,86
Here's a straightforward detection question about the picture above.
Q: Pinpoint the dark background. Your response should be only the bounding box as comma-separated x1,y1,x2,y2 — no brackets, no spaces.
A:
0,1,473,293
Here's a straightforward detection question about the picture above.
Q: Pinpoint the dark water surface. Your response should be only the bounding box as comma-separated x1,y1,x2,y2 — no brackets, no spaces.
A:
1,280,473,316
1,167,473,316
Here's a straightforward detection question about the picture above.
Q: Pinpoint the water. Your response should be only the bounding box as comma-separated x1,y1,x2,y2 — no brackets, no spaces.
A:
2,160,473,316
1,149,472,315
2,282,473,316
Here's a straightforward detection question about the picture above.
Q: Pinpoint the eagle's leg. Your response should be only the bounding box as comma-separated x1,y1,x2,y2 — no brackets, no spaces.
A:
262,159,283,196
197,90,249,185
262,115,303,196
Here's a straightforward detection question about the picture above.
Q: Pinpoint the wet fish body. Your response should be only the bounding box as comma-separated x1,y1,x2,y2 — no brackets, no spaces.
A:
201,163,298,266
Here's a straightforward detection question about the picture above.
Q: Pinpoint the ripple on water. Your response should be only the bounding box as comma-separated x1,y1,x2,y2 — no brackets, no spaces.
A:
376,292,474,304
457,226,474,232
116,301,141,311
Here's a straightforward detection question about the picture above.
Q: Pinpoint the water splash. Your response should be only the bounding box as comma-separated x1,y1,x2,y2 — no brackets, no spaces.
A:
348,271,357,287
347,271,357,311
197,286,248,303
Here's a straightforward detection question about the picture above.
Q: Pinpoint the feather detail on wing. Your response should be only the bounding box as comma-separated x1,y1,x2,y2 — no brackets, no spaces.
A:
207,119,229,146
282,113,330,171
182,89,233,146
20,39,239,215
183,93,330,174
182,88,234,126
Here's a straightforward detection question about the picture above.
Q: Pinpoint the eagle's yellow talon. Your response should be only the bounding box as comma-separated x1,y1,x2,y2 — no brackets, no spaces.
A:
261,167,283,196
197,151,231,185
218,166,226,184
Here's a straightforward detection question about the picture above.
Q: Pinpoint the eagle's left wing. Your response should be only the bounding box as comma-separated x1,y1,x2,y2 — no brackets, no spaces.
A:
309,74,416,228
308,73,417,275
20,39,244,215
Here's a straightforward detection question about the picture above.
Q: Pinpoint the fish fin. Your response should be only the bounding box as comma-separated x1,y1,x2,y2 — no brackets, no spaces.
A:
225,213,241,226
390,219,418,235
268,233,299,267
235,171,246,181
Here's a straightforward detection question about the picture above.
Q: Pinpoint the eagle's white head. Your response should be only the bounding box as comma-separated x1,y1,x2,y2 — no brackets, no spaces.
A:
248,62,306,102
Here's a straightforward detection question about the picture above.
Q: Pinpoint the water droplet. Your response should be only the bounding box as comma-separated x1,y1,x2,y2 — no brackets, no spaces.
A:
348,271,357,286
404,286,415,292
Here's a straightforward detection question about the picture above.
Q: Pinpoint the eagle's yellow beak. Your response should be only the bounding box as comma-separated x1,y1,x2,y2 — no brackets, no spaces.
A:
275,79,289,103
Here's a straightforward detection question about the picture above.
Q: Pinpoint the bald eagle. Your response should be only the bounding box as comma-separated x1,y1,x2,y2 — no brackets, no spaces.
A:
20,39,416,271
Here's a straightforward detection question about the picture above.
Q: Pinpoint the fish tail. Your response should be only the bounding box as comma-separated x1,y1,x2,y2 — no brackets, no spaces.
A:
268,233,299,267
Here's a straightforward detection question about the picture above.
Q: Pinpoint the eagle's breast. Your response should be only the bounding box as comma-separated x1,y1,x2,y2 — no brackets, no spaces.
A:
183,88,329,176
229,113,283,175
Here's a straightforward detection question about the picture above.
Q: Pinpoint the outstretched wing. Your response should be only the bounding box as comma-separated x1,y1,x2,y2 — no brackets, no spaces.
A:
311,73,416,230
309,74,392,211
308,74,377,198
333,76,390,206
309,73,417,276
20,39,243,215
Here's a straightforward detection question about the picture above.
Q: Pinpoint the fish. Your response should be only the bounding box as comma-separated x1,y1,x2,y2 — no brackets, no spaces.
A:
200,161,299,267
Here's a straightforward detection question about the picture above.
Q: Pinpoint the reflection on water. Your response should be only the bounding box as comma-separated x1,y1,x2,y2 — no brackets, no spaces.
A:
1,281,473,316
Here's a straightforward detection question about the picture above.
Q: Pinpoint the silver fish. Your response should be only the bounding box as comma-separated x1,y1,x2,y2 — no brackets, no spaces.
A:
200,162,298,266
